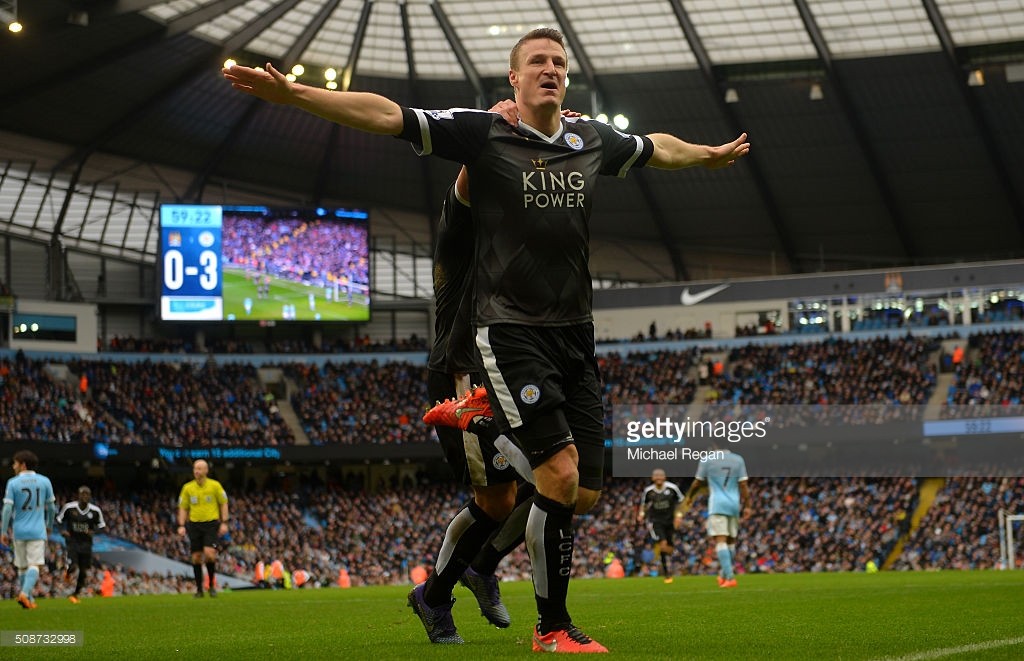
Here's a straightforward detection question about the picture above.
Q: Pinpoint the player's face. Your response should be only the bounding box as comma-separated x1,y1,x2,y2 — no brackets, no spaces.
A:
78,489,91,505
193,460,209,481
11,459,23,474
509,38,567,111
652,470,666,486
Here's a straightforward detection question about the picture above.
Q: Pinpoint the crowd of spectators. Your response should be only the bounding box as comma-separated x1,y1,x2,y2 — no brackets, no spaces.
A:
699,336,938,430
941,331,1023,419
17,473,1018,602
735,320,782,337
221,216,369,289
284,360,429,445
280,347,700,446
597,321,712,344
0,353,131,445
575,477,917,578
0,555,194,601
895,477,1024,570
68,359,292,446
0,334,959,448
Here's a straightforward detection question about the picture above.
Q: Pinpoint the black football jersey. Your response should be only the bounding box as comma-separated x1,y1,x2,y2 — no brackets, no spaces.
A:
641,482,684,525
399,108,653,328
427,184,477,374
56,501,106,546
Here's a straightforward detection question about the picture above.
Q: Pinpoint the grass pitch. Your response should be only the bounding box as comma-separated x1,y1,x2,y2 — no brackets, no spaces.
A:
2,572,1023,660
221,268,369,322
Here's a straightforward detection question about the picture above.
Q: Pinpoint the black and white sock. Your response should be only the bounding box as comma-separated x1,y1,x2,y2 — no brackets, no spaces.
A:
525,493,575,634
422,500,500,608
472,482,534,576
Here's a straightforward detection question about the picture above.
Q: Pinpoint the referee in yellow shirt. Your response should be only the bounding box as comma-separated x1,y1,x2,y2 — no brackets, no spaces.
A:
177,459,229,598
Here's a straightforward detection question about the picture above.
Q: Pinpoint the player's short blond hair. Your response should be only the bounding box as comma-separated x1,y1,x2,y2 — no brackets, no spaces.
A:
509,27,567,70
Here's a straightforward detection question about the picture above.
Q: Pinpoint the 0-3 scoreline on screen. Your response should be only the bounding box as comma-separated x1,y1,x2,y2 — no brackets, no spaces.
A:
159,204,370,323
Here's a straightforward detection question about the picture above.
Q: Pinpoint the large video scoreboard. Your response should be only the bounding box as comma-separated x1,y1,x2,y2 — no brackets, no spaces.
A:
159,204,370,322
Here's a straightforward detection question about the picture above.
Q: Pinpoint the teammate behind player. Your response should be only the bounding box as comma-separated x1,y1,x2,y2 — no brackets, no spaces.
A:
176,459,229,598
410,133,539,642
683,450,749,588
1,450,56,609
57,486,106,603
637,469,685,583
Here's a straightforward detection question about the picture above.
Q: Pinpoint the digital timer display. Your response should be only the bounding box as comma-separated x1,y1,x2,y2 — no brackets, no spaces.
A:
160,205,224,321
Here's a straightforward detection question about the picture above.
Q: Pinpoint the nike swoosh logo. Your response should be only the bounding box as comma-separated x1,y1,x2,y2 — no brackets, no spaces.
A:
455,406,484,418
534,635,557,652
680,284,730,306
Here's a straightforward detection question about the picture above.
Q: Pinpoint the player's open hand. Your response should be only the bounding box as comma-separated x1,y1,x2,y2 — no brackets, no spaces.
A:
223,63,294,105
704,133,750,169
491,100,581,126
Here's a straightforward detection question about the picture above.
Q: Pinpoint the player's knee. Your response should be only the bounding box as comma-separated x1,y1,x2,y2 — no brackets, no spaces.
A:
549,444,579,478
534,447,579,504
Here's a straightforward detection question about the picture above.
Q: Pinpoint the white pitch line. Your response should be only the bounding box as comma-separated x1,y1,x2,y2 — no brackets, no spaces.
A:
873,636,1024,661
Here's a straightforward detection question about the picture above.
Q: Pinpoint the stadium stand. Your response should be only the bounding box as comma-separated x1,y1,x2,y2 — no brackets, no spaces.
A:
706,336,938,406
3,470,1021,599
66,359,293,447
941,330,1024,419
895,477,1024,571
3,329,1024,600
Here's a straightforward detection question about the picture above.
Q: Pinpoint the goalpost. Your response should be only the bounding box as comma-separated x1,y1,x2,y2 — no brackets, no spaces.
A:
998,509,1024,569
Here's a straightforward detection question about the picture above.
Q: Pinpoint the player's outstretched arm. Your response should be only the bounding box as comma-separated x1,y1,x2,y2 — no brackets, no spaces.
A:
223,63,404,136
646,132,750,170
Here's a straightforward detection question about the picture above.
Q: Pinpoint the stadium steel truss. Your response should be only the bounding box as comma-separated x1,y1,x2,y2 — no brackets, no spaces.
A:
1,0,1023,296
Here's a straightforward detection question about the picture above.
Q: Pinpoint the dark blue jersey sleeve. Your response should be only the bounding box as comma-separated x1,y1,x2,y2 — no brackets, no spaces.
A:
585,119,654,177
397,106,495,165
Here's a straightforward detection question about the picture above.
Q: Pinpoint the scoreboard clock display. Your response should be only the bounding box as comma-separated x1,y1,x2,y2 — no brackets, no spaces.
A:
160,205,224,321
158,203,371,323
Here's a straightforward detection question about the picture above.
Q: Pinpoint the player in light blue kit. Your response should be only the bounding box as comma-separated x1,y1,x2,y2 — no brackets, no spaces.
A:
1,450,56,609
684,449,749,588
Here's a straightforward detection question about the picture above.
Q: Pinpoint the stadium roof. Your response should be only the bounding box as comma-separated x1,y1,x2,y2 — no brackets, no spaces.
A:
2,0,1024,282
